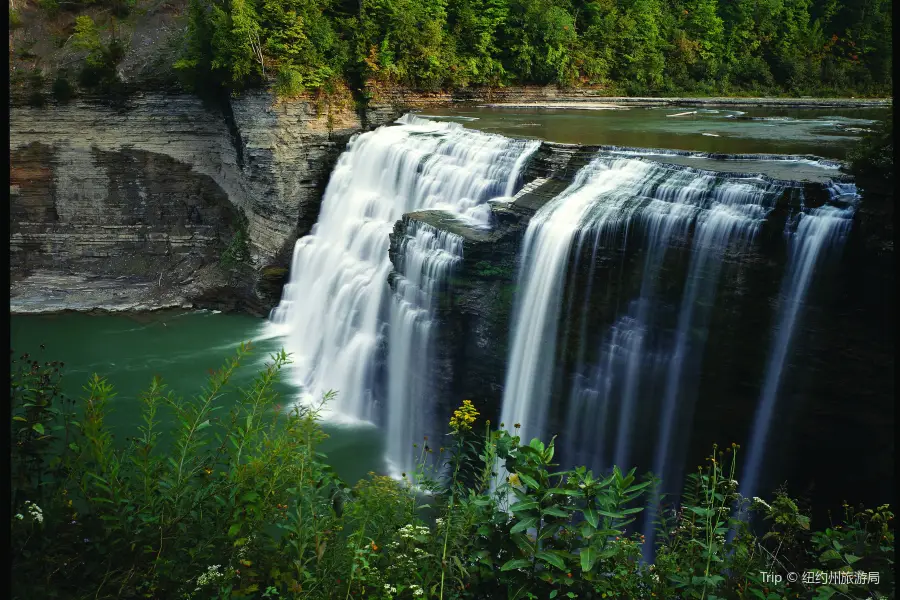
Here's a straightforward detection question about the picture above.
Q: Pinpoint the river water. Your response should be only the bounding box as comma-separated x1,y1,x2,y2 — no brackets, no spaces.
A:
417,105,888,158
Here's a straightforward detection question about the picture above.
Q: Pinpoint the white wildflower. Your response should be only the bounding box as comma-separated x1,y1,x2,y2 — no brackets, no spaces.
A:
196,565,224,587
24,501,43,524
752,497,771,510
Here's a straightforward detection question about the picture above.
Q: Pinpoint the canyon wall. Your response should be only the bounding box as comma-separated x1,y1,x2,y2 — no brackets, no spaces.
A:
9,90,404,314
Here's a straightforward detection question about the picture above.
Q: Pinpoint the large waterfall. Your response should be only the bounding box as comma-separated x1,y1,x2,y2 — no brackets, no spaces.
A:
387,221,464,477
499,149,859,552
267,110,864,517
268,115,539,469
502,156,785,458
740,185,858,501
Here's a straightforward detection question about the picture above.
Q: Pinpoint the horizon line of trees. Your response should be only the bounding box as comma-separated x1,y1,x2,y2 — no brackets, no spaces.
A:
173,0,892,97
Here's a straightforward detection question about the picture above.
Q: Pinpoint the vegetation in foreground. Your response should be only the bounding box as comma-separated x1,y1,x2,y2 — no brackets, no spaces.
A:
9,0,892,102
11,344,894,599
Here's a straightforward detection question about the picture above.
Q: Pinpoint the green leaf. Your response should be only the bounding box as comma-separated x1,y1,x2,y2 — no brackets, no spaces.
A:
549,592,558,599
542,505,569,518
240,491,260,504
510,517,538,534
13,416,27,422
197,419,211,431
518,473,540,490
624,481,651,494
510,500,540,513
843,553,861,564
32,423,45,435
500,558,532,571
535,550,566,570
819,549,841,561
583,507,599,528
546,488,584,497
580,547,597,572
228,523,241,538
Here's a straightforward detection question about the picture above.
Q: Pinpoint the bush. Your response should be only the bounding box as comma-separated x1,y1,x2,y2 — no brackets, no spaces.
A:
847,110,893,197
11,347,895,599
274,66,305,98
9,8,23,29
51,74,76,103
221,209,251,267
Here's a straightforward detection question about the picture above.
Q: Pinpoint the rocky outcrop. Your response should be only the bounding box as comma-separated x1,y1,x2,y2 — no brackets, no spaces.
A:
9,90,407,315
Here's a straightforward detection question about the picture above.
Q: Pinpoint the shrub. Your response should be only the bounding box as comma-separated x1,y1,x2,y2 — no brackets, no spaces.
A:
274,66,305,98
51,74,76,103
10,347,895,599
847,110,893,197
9,8,23,29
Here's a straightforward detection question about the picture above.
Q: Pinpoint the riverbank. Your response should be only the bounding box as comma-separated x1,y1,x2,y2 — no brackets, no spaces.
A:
476,96,891,109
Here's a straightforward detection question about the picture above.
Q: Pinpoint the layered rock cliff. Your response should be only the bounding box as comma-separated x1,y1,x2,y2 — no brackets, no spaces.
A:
9,90,403,314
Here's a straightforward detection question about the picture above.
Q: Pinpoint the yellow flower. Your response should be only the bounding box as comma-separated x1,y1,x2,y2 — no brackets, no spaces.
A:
449,399,479,433
508,473,522,487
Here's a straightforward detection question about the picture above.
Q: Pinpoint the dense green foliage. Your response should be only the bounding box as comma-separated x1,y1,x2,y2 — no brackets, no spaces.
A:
11,345,895,599
847,109,893,197
173,0,893,96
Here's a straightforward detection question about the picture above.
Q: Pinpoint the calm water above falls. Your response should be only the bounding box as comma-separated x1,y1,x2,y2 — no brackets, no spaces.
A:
418,105,889,159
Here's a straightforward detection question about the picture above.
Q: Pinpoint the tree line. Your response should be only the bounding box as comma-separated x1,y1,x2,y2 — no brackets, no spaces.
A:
172,0,892,97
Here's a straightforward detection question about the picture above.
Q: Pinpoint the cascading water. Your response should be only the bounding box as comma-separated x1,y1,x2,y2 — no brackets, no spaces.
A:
500,157,661,448
739,184,858,502
267,114,539,470
637,178,786,557
387,221,463,477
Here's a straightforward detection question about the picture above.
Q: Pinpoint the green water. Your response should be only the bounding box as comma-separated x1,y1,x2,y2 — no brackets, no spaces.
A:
10,311,384,486
418,105,889,158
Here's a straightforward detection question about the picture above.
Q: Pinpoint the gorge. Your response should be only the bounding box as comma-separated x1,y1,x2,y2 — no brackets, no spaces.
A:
10,98,894,528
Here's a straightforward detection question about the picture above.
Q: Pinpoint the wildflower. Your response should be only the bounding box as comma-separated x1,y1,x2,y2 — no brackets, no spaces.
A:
449,400,479,433
24,501,43,524
508,473,522,488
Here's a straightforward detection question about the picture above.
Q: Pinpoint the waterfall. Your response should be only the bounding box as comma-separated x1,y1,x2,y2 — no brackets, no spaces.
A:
387,221,463,477
500,157,657,447
267,114,539,469
638,179,785,558
739,185,857,501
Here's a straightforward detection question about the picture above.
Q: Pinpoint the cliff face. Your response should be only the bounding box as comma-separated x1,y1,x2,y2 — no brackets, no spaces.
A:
9,91,404,314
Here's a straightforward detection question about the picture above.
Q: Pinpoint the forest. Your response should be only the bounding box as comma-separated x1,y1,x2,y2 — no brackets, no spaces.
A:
169,0,893,96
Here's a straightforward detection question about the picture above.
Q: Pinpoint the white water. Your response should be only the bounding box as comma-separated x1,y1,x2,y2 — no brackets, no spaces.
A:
739,188,857,501
387,221,463,477
499,158,659,447
267,115,539,470
637,179,785,557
